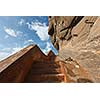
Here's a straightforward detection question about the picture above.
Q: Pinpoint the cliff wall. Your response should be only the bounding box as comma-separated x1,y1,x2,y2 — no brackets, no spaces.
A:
48,16,100,82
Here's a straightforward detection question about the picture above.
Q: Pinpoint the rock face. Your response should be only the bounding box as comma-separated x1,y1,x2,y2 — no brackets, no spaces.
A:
48,16,100,82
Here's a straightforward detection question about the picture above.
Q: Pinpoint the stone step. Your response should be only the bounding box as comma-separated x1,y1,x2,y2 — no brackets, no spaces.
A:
25,74,65,83
32,63,60,69
33,61,57,64
32,61,60,66
29,67,62,74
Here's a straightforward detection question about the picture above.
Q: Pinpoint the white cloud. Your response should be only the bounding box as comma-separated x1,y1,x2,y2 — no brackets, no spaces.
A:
24,39,35,45
27,22,49,41
4,27,17,37
4,35,9,39
1,47,12,52
0,51,11,61
12,47,23,54
18,19,25,26
42,42,52,54
0,47,23,61
16,31,23,34
45,42,51,51
4,27,23,37
26,39,34,43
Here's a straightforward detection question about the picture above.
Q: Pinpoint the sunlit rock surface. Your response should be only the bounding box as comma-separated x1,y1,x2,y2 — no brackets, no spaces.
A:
48,16,100,82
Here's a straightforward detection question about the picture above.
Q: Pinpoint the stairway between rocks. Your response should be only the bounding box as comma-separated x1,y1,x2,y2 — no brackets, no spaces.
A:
0,45,93,83
24,60,66,83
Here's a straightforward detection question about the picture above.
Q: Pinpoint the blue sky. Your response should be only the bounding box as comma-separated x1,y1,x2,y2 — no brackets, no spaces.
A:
0,16,58,61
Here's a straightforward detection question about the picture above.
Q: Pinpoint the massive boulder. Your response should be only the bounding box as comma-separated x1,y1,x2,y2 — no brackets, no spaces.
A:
48,16,100,82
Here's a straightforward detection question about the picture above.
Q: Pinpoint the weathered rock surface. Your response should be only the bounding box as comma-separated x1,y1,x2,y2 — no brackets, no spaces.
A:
48,16,100,82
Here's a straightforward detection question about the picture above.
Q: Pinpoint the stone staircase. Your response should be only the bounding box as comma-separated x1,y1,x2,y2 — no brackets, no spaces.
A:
0,45,68,83
0,44,93,83
24,61,66,83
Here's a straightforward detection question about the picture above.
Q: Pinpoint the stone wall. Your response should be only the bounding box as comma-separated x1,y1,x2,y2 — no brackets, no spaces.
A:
0,45,48,83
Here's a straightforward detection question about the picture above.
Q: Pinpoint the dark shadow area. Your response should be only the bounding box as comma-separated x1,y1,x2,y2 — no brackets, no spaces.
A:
60,16,84,32
48,24,54,36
